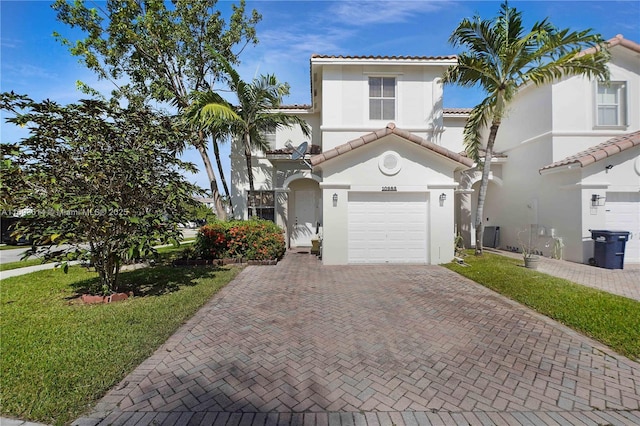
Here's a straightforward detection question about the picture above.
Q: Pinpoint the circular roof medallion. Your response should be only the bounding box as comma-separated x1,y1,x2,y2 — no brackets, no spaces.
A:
379,151,402,176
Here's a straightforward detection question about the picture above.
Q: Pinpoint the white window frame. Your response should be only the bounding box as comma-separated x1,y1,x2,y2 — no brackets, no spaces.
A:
595,81,627,129
248,190,275,222
368,76,396,121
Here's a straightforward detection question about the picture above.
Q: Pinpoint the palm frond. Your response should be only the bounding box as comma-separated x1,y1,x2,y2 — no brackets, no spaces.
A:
462,97,495,162
184,91,241,131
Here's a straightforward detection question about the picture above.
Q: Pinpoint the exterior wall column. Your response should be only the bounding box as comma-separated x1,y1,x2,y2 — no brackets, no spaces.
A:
275,189,290,245
319,183,350,265
456,189,474,249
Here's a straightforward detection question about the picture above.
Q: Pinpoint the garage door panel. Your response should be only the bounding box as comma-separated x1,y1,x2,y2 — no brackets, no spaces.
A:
605,192,640,264
348,192,428,264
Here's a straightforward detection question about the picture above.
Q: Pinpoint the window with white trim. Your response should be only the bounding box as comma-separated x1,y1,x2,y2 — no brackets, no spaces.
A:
248,190,275,222
596,81,627,127
369,77,395,120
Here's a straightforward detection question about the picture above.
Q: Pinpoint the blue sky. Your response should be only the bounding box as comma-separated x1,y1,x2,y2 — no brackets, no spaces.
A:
2,0,639,191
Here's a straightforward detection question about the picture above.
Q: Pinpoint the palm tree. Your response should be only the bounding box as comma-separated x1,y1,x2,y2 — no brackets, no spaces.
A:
191,56,311,218
443,1,610,255
186,91,241,217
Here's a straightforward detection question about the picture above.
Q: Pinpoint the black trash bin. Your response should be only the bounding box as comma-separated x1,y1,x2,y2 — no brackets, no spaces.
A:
590,230,631,269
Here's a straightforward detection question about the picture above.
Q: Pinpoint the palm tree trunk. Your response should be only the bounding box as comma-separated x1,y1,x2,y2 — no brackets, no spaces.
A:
212,135,233,216
244,133,256,218
474,121,500,255
196,131,227,220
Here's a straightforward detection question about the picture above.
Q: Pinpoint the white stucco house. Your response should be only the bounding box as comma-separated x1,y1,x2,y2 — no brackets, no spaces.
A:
456,34,640,265
231,34,640,266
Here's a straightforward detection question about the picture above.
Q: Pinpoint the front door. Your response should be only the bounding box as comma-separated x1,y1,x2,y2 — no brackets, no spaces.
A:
291,190,316,247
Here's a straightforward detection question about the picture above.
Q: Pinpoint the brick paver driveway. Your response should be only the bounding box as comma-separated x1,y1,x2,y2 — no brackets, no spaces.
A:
74,253,640,425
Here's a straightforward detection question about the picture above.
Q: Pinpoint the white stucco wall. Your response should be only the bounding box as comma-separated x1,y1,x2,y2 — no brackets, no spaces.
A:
439,116,467,153
551,48,640,137
492,83,553,153
273,112,321,151
319,63,448,150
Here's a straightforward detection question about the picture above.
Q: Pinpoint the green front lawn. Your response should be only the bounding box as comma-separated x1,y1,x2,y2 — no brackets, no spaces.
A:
445,252,640,361
1,260,240,425
0,257,48,272
0,244,27,250
0,241,194,272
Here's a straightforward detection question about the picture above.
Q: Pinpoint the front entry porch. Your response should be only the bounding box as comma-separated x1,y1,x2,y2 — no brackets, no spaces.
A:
287,178,321,248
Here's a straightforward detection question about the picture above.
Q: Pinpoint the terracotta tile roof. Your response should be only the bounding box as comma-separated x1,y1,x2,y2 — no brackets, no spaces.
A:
273,104,312,110
539,131,640,173
311,54,457,61
459,148,508,159
578,34,640,57
267,144,322,156
310,123,474,168
443,108,472,115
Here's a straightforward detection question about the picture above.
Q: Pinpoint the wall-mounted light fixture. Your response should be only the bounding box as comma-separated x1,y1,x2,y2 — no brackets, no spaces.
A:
605,164,613,173
591,194,604,207
332,193,338,207
439,193,446,207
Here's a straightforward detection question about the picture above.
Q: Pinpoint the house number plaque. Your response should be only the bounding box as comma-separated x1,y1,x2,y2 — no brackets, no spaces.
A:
381,186,397,192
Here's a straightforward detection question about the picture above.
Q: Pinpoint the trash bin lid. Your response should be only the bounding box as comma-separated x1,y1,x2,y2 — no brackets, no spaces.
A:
590,230,631,241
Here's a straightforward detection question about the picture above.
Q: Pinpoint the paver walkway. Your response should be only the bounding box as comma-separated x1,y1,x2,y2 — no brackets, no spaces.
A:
72,252,640,425
490,249,640,302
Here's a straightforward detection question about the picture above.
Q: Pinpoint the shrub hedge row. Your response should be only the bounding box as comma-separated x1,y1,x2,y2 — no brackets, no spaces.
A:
195,220,286,261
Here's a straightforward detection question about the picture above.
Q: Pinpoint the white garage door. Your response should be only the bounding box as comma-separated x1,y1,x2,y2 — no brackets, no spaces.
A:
605,192,640,263
348,192,428,263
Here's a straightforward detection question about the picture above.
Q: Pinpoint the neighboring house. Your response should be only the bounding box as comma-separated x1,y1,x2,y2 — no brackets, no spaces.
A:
456,34,640,264
231,35,640,266
194,197,217,212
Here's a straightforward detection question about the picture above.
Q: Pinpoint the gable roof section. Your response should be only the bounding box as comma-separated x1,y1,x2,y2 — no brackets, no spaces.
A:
310,123,474,168
577,34,640,57
539,131,640,173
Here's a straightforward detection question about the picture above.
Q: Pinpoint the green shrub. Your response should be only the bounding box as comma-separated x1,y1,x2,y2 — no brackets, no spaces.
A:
195,220,286,261
195,222,228,259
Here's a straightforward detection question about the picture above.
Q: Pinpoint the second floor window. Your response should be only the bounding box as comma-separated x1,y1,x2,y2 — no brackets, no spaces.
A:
369,77,395,120
596,81,627,127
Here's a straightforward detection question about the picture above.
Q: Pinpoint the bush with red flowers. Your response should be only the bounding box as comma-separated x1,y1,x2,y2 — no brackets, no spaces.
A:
195,220,285,261
195,222,228,259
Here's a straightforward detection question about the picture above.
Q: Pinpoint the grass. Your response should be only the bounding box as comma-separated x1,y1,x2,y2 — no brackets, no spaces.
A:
0,257,49,272
1,255,240,425
0,244,28,250
445,251,640,361
0,241,194,272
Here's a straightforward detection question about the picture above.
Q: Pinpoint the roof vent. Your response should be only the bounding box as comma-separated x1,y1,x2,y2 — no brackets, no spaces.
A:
379,151,402,176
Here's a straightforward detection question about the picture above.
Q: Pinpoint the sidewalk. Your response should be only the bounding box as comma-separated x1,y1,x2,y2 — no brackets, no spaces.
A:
0,418,50,426
488,248,640,302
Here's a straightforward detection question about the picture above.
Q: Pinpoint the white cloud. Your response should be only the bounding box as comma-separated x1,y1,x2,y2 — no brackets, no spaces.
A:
0,37,21,49
332,0,449,26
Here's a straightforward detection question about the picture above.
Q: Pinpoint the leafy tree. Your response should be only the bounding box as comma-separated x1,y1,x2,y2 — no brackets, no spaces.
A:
184,200,218,226
1,92,202,294
443,1,609,255
52,0,262,219
188,56,311,217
